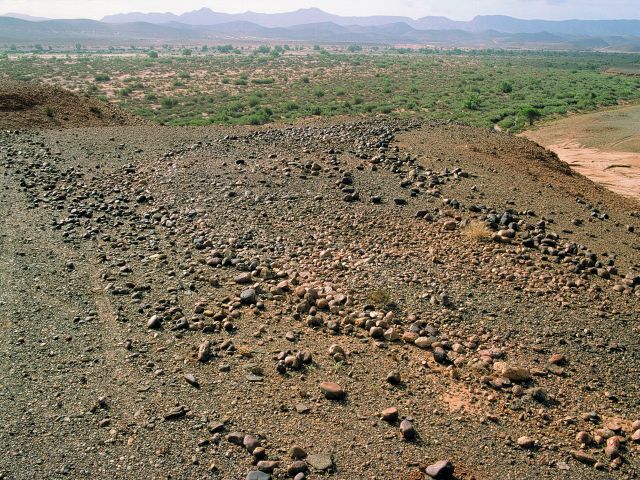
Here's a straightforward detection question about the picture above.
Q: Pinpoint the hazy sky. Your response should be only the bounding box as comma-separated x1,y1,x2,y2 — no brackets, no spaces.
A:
1,0,638,21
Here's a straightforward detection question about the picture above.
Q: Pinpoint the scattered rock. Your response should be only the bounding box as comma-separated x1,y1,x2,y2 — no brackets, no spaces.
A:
319,382,345,400
246,471,271,480
183,373,199,388
493,362,531,382
517,436,535,449
240,288,257,305
572,450,597,465
147,315,161,329
400,419,416,440
163,406,187,420
290,445,308,459
425,460,454,478
386,371,402,385
227,432,245,445
382,407,399,422
307,453,334,471
235,272,253,284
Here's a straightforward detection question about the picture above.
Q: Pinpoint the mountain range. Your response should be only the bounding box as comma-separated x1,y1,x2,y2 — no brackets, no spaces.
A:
1,8,639,52
101,8,640,37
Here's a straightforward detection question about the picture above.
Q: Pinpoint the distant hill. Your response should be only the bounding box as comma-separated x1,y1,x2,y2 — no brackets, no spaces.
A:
103,8,418,29
465,15,640,36
1,12,50,22
1,15,640,52
0,17,194,42
101,7,640,36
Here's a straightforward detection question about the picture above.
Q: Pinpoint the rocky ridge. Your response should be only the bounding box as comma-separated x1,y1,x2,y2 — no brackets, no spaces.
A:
0,118,638,479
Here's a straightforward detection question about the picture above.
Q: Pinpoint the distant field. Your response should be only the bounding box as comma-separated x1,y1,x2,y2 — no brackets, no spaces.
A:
1,46,639,130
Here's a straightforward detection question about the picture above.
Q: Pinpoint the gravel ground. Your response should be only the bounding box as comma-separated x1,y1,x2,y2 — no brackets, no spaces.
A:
0,118,638,480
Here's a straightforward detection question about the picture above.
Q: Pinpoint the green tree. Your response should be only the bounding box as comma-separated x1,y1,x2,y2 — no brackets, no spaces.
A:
520,106,542,126
217,44,233,53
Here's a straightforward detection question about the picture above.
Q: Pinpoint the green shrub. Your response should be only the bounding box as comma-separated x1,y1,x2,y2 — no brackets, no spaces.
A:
248,95,260,107
464,94,482,110
161,97,178,109
285,101,299,111
500,81,513,93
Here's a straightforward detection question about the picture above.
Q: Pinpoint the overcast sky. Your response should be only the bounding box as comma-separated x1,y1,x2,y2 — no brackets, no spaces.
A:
1,0,638,21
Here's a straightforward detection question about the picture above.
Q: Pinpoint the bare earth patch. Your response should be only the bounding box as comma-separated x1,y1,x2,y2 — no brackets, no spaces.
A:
523,104,640,201
540,140,640,199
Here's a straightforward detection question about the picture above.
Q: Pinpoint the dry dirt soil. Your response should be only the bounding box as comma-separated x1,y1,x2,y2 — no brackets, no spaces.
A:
523,104,640,200
1,84,639,480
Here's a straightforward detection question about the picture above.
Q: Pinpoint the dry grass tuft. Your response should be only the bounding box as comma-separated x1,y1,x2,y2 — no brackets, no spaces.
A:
366,288,393,307
463,221,493,243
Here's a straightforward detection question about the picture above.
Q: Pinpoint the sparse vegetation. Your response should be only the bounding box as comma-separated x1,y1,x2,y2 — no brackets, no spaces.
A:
2,48,639,128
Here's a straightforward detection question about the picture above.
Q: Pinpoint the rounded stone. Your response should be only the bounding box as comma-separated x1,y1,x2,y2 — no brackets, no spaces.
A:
425,460,454,478
381,407,398,422
319,382,345,400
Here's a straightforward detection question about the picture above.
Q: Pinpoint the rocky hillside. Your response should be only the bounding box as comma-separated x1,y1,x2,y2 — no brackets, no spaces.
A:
0,118,638,480
0,81,145,130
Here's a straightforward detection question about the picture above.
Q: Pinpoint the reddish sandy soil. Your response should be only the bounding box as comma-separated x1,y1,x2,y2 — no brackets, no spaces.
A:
523,105,640,201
